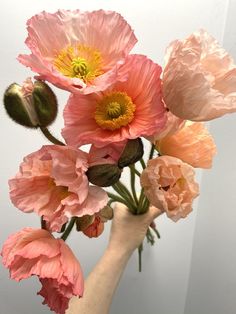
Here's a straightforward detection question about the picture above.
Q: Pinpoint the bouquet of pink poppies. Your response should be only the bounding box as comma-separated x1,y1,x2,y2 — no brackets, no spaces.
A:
2,9,236,314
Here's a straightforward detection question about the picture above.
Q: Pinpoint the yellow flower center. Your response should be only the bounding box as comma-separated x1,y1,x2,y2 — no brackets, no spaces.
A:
94,92,136,131
54,44,103,83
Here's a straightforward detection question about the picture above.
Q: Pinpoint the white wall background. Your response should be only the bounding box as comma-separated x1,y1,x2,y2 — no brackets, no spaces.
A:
0,1,234,314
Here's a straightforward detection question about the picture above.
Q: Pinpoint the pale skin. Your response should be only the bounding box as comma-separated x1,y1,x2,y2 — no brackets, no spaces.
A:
66,203,162,314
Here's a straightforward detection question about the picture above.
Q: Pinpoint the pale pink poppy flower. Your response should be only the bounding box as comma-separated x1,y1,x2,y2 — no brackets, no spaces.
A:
1,228,83,314
62,54,167,147
156,122,217,168
9,145,108,232
140,156,199,222
163,29,236,121
18,10,137,94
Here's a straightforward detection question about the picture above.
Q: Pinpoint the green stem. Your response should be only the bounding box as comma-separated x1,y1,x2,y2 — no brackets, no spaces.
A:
131,166,141,177
149,144,155,160
107,192,135,211
129,165,139,208
138,242,143,272
61,217,77,241
151,226,161,239
146,228,155,245
115,181,134,204
40,126,65,146
140,158,146,170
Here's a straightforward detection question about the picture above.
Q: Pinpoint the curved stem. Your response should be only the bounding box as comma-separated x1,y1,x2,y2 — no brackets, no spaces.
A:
61,217,77,241
40,126,65,146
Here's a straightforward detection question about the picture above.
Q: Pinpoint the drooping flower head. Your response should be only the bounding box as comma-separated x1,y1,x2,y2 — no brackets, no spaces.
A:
1,228,83,314
62,54,167,147
140,156,199,222
9,145,108,232
18,10,137,94
155,122,217,168
163,29,236,121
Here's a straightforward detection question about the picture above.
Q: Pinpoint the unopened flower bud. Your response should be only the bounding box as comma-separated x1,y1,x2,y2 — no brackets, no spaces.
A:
3,78,58,128
99,205,114,222
86,164,122,187
76,215,95,232
118,138,144,168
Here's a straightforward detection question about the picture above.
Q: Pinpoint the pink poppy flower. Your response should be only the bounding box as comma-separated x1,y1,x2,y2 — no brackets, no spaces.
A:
1,228,83,314
18,10,137,94
140,156,199,222
9,145,108,232
62,54,167,147
156,122,217,168
88,141,126,166
163,29,236,121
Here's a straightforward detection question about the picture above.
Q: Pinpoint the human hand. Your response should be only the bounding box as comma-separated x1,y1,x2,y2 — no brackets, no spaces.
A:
107,203,162,256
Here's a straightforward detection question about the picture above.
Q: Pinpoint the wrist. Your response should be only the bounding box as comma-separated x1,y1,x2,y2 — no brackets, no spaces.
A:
106,243,133,261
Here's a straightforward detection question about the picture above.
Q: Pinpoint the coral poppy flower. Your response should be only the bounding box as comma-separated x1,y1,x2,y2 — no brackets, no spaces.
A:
1,228,83,314
18,10,137,94
9,145,108,232
62,54,167,147
163,29,236,121
140,156,199,222
156,122,217,168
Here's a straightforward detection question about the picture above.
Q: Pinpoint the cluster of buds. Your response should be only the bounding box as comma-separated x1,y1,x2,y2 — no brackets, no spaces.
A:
86,138,144,187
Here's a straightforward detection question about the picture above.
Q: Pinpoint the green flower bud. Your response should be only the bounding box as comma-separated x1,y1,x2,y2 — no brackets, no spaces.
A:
86,164,122,187
32,81,58,127
3,78,58,128
118,138,144,168
99,205,114,222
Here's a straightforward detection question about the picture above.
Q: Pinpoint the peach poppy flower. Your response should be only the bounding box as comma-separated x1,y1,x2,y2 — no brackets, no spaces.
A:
163,29,236,121
1,228,83,314
18,10,137,94
62,54,167,147
140,156,199,222
156,122,217,168
150,110,185,142
9,145,108,232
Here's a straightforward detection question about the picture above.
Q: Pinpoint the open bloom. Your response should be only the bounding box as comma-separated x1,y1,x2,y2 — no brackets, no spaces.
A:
18,10,137,94
62,54,167,147
9,145,108,232
140,156,199,221
1,228,83,314
156,122,217,168
163,29,236,121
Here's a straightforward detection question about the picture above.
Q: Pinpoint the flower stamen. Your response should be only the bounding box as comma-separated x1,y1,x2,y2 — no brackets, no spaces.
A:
94,92,135,131
54,44,103,83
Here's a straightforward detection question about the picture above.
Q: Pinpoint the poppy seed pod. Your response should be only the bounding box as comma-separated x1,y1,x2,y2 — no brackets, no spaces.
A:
3,79,58,128
86,164,122,187
118,138,144,168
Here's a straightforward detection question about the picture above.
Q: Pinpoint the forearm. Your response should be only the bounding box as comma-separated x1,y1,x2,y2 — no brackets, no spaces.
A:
67,247,132,314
